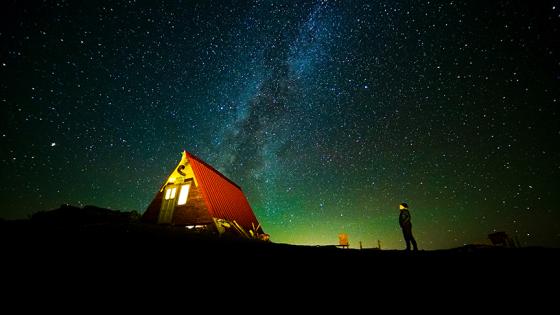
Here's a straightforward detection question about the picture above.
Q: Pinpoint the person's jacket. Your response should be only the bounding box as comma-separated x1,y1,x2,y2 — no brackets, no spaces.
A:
399,209,411,228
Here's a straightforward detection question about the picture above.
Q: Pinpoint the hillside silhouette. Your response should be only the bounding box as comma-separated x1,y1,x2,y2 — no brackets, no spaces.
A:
2,204,558,282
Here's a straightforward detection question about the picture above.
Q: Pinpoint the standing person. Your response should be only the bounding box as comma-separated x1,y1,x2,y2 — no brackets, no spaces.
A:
399,202,418,251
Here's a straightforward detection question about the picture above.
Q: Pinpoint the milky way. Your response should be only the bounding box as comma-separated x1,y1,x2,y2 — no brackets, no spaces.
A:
1,0,559,249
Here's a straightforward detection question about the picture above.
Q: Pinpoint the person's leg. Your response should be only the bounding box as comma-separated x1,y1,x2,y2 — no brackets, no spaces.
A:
410,229,418,251
402,228,411,250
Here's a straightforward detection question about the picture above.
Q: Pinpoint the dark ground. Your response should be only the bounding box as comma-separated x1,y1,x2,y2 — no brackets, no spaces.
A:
2,205,558,294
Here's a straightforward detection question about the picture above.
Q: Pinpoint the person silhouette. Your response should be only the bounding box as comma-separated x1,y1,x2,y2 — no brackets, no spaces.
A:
399,202,418,251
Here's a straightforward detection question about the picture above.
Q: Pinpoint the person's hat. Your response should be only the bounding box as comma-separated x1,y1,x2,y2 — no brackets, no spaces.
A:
400,202,409,209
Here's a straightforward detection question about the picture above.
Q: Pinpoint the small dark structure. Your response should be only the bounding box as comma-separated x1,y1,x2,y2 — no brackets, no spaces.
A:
488,231,517,248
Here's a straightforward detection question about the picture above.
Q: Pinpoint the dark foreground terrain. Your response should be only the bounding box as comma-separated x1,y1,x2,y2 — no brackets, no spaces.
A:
2,205,558,287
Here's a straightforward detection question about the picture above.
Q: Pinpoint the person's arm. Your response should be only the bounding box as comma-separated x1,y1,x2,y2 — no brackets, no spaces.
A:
400,211,411,226
399,212,406,226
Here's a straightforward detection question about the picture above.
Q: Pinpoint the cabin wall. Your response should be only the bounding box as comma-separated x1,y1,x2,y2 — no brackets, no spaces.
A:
142,182,213,226
171,182,213,225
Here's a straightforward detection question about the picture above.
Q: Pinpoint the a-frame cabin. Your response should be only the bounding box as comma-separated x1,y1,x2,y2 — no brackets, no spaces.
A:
142,150,265,237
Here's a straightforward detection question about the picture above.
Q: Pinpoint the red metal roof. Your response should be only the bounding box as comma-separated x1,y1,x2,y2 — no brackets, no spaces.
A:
185,151,263,233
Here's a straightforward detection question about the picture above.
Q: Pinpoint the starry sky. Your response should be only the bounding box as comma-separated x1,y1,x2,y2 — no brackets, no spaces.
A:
1,0,559,249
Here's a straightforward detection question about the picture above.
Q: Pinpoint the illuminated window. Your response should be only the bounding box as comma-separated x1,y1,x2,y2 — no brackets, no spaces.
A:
177,184,190,205
165,187,177,200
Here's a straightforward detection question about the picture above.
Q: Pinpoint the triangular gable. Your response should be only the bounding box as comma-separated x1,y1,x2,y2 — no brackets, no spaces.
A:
160,151,198,191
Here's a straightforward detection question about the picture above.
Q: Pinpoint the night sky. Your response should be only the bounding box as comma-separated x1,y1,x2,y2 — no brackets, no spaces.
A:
1,0,559,249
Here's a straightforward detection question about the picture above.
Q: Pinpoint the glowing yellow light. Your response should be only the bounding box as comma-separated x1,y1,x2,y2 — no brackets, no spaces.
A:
177,184,190,205
338,233,349,247
170,187,176,199
165,188,171,200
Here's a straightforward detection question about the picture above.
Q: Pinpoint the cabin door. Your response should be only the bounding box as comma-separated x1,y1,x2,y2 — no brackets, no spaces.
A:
159,185,178,224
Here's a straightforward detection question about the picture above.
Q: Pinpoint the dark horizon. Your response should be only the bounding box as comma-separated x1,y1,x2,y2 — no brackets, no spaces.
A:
1,0,559,249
